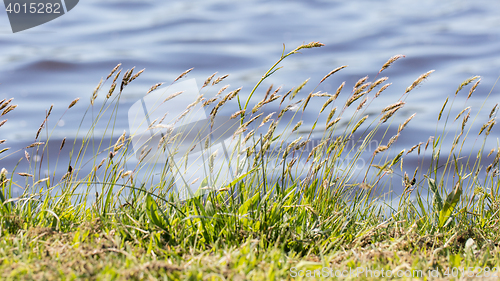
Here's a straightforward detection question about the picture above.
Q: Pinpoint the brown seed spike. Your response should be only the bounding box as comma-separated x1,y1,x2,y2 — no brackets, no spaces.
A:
106,63,122,80
1,105,17,116
68,98,80,109
319,65,348,84
212,74,229,85
174,68,194,82
60,138,66,151
0,119,6,128
0,98,13,111
379,54,405,73
404,70,434,94
202,72,217,89
455,75,480,96
467,79,481,99
147,83,163,95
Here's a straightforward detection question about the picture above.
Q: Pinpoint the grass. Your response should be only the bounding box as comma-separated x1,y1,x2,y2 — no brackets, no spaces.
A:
0,41,499,280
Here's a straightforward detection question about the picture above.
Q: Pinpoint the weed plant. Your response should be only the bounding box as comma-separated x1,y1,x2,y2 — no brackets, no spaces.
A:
0,42,499,280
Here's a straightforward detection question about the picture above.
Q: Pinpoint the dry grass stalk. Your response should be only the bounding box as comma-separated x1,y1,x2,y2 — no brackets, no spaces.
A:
211,88,241,116
262,94,280,105
263,85,273,101
112,70,122,85
374,145,388,154
467,79,481,99
368,77,389,92
1,105,17,116
107,83,117,99
387,134,400,148
455,106,471,121
380,107,401,123
320,95,337,113
243,129,255,144
278,101,301,118
163,91,184,103
25,142,45,149
258,113,275,128
60,138,66,151
489,104,498,119
202,72,217,89
0,98,13,111
241,113,263,129
351,115,369,135
230,109,246,119
479,119,495,135
263,121,277,142
305,138,329,163
284,137,302,158
438,97,449,121
353,76,369,90
320,65,348,84
425,136,433,150
353,83,371,96
407,144,419,155
302,91,314,112
280,89,293,105
486,119,496,135
91,78,102,105
326,107,337,124
398,113,416,134
212,74,229,85
46,104,53,119
106,63,122,80
487,148,496,157
455,76,480,96
379,54,405,73
356,96,368,111
326,117,341,130
292,121,303,133
382,101,405,113
174,68,194,82
291,41,324,53
291,79,309,100
121,170,132,179
202,97,218,107
345,92,365,107
68,98,80,109
375,83,391,98
404,70,434,94
216,85,230,97
147,83,163,95
17,172,33,177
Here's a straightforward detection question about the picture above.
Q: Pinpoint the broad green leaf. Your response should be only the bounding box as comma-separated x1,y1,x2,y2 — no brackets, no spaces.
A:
428,178,443,211
146,194,169,230
438,181,462,228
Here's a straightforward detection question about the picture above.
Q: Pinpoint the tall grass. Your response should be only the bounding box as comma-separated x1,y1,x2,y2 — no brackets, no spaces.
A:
0,42,499,279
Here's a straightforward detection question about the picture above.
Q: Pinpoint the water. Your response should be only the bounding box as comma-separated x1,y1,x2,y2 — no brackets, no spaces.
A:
1,0,499,199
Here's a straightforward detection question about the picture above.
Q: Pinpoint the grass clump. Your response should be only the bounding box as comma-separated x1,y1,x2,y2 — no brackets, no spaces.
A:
0,42,500,280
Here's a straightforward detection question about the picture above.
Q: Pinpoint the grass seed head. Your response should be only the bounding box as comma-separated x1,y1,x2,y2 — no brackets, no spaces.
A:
320,65,348,84
202,72,217,89
405,70,434,94
379,54,405,73
174,68,194,82
147,83,163,95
